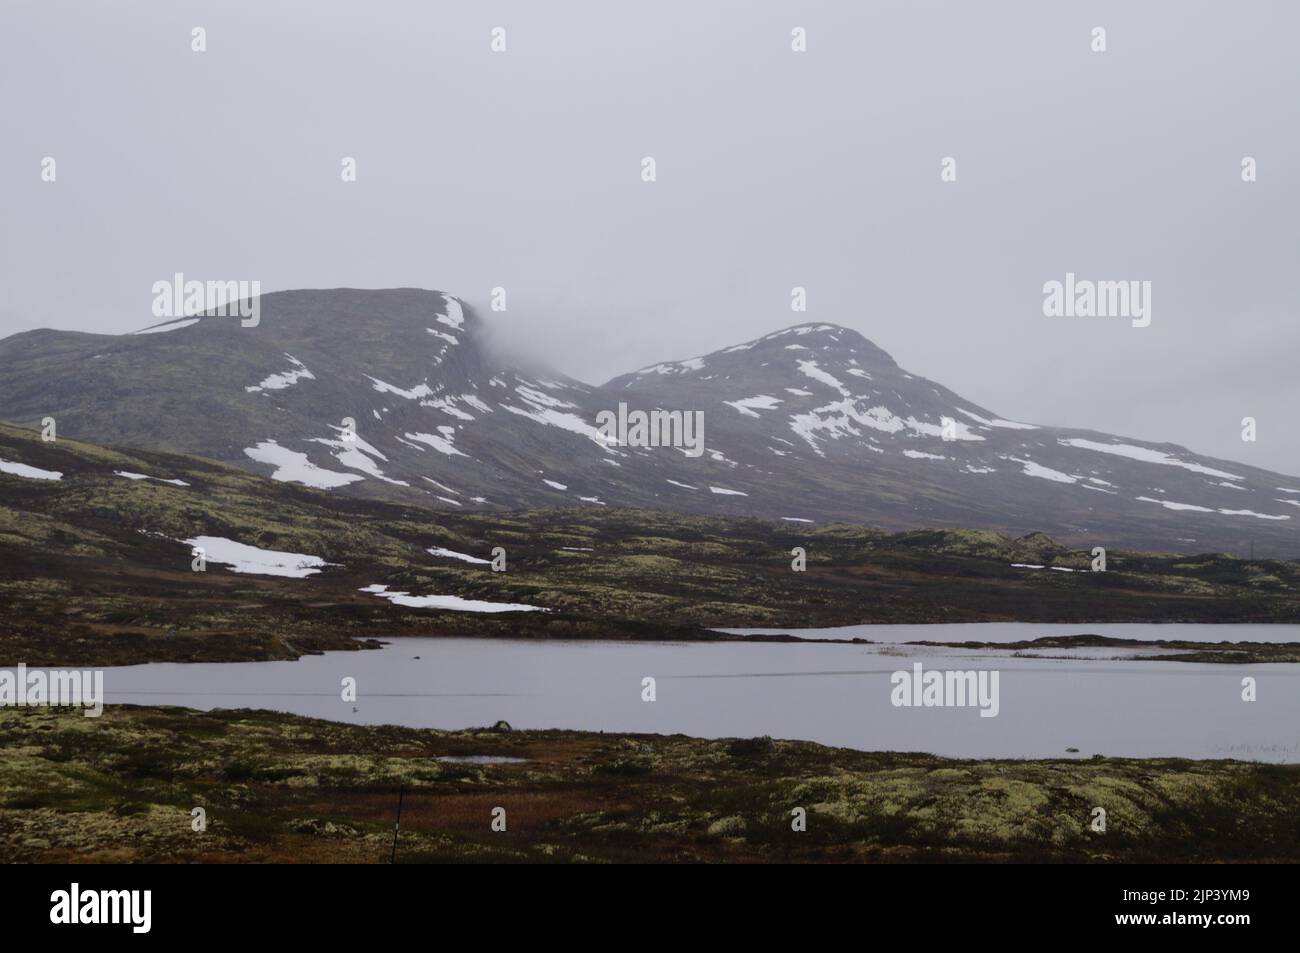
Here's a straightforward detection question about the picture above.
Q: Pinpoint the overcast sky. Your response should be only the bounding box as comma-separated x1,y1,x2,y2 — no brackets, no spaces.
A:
2,1,1297,475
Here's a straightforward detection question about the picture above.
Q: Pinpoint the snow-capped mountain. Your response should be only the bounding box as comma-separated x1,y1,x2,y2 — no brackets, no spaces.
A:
1,288,1296,554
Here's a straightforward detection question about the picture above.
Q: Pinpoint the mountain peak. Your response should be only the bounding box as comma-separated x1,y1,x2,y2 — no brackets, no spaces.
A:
606,321,897,391
2,287,1296,554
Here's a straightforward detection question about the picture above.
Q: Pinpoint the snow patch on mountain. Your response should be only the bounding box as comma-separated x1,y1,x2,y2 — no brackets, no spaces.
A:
958,408,1038,430
244,441,365,489
423,396,475,420
365,375,433,401
1136,496,1212,513
500,402,614,449
246,354,315,393
435,295,465,329
308,430,410,486
637,356,706,376
1006,457,1078,484
405,430,466,458
1218,508,1289,521
796,360,850,396
1061,438,1241,480
1132,497,1287,519
789,399,965,454
724,395,783,417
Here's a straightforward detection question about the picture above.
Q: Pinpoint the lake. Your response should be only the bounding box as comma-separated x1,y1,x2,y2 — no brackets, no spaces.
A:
61,624,1300,763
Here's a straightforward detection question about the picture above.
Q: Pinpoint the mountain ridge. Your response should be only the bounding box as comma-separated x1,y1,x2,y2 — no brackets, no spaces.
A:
1,287,1296,555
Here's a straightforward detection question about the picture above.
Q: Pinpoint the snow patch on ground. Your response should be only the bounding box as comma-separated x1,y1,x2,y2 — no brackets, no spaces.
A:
185,536,330,578
360,584,545,613
428,547,490,565
709,486,748,496
114,471,190,487
0,459,63,481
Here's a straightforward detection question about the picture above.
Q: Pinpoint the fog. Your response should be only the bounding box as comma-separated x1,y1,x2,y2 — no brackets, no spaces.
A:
2,0,1296,473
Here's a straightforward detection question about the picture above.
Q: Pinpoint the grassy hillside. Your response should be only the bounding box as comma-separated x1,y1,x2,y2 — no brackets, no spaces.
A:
3,421,1300,667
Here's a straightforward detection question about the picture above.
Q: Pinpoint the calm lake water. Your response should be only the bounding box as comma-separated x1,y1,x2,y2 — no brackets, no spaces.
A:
713,621,1300,644
68,624,1300,763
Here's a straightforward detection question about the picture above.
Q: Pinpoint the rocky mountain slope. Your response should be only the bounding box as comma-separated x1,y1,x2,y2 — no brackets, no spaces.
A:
1,288,1296,555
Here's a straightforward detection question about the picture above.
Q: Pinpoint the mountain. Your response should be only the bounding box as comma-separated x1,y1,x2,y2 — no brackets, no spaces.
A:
1,288,1297,555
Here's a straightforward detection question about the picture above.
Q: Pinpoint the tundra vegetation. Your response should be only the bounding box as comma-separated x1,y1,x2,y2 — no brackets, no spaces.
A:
2,706,1298,864
3,423,1298,668
3,422,1299,863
